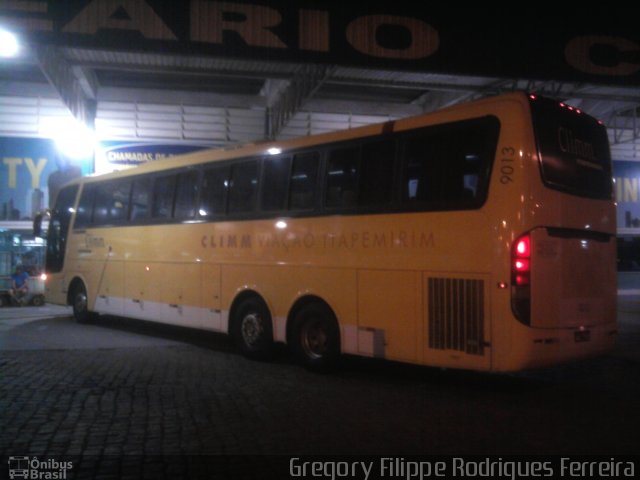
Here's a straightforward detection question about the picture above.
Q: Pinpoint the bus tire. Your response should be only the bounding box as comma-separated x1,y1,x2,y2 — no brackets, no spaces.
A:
291,302,341,372
71,281,92,324
232,296,275,360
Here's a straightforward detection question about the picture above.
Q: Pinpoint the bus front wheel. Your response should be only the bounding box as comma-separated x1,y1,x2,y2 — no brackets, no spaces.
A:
71,282,91,324
291,303,341,372
232,296,275,360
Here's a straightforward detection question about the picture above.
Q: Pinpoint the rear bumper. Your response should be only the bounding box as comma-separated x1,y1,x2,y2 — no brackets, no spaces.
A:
496,321,617,372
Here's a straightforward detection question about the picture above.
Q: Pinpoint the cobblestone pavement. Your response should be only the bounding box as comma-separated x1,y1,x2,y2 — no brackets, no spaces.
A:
1,302,639,478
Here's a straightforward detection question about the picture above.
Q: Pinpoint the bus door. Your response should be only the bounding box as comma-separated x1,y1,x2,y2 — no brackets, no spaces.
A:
45,185,78,274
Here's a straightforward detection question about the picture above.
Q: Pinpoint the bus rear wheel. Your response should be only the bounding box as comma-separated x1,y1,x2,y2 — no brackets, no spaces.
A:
291,303,341,372
232,296,275,360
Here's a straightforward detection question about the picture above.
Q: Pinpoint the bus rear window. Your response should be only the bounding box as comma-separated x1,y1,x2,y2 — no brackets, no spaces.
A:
530,95,612,200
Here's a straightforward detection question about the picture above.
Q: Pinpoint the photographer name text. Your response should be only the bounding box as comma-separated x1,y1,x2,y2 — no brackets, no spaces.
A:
290,457,635,480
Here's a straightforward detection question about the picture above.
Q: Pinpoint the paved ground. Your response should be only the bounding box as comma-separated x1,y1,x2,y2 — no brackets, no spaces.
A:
0,300,639,479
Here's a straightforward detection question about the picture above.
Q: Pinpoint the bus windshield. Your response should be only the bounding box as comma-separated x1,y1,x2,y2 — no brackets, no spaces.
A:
45,185,78,273
530,95,612,200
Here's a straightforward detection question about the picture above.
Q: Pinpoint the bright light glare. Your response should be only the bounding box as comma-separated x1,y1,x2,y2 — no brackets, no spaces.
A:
0,29,19,58
56,126,96,159
275,220,287,229
42,118,96,160
267,147,282,155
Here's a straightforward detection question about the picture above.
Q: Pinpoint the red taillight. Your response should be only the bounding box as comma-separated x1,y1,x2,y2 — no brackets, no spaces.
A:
515,237,530,257
512,233,532,325
512,234,531,285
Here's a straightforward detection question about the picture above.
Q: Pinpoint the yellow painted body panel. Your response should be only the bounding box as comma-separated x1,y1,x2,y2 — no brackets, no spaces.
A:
358,270,421,363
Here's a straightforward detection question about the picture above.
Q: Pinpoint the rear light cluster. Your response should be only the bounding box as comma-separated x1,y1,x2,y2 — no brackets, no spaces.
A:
529,93,604,125
559,102,582,115
512,233,531,325
513,236,531,286
529,93,583,113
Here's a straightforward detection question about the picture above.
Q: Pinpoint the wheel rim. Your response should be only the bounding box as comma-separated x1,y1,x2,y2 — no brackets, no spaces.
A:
240,312,263,347
74,291,87,313
300,318,329,360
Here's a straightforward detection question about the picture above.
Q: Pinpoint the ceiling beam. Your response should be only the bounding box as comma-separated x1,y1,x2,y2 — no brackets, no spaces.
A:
609,105,640,146
303,98,422,117
34,45,97,128
266,64,335,139
97,86,266,109
72,65,99,101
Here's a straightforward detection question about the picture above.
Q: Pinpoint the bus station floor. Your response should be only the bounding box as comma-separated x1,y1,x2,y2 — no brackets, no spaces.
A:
0,303,71,322
0,297,639,478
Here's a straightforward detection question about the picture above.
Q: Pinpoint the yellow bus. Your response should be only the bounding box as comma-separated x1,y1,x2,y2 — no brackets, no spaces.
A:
39,92,617,372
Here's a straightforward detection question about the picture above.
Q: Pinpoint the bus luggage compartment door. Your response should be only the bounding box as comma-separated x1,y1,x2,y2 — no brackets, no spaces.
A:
530,227,616,329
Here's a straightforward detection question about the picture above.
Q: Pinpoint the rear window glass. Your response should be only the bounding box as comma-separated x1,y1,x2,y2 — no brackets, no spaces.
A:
530,96,612,200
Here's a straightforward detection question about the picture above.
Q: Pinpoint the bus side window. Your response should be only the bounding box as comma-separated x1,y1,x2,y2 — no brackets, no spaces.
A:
110,181,131,222
289,152,319,210
401,119,497,208
93,181,130,226
92,185,108,225
75,185,95,229
200,166,229,218
462,154,482,197
152,175,176,220
130,177,151,221
174,170,199,220
325,146,359,208
402,134,442,204
359,139,395,206
262,155,291,211
228,160,259,214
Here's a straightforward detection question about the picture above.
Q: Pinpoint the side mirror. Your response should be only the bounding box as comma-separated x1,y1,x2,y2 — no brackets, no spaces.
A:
33,210,50,238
